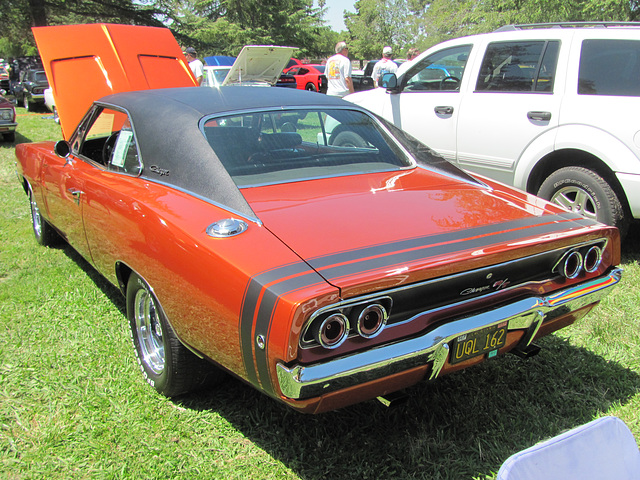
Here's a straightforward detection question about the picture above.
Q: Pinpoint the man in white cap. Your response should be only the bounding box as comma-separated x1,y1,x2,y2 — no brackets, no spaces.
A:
371,46,398,87
184,47,203,85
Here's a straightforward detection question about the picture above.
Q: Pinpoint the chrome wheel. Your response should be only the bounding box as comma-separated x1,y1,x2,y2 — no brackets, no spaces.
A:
27,186,58,246
133,288,165,375
550,186,598,221
126,272,223,397
29,189,43,238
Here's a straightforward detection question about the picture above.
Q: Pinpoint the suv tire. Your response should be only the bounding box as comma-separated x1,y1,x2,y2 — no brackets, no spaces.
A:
537,167,626,233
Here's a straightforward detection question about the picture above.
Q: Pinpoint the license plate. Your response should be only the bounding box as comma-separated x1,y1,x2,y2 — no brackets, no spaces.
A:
449,322,507,365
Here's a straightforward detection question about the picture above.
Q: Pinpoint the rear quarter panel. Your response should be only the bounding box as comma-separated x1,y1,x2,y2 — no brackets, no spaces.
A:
78,175,338,382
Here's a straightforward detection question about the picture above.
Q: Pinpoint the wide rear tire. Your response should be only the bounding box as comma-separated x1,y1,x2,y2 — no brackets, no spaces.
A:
126,272,223,397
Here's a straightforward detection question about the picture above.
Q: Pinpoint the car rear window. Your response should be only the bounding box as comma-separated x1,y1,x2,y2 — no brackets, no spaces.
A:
201,108,412,187
578,39,640,96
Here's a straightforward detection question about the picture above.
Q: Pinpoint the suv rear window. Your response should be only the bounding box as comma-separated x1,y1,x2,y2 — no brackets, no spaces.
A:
476,41,559,93
578,39,640,96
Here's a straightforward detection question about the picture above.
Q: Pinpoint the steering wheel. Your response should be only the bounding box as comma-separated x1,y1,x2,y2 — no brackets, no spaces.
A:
102,132,119,165
440,76,461,90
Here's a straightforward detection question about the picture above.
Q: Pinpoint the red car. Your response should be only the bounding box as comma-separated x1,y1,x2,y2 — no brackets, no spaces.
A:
15,24,622,414
284,64,328,93
0,66,10,91
0,94,17,142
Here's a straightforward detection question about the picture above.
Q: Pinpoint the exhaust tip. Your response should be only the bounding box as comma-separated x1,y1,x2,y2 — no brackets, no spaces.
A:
583,245,602,273
313,313,349,349
560,250,583,279
355,304,388,338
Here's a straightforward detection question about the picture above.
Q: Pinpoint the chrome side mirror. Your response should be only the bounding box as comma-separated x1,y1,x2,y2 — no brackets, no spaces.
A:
54,140,70,159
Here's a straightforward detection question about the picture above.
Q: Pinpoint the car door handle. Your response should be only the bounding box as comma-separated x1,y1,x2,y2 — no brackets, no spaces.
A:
527,111,552,122
435,106,454,115
67,188,84,205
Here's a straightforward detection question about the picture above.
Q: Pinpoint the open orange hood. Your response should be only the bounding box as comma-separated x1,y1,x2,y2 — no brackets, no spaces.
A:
33,23,196,139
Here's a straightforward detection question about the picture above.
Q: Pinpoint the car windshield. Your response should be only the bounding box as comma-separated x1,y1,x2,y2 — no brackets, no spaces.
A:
212,69,229,83
201,108,412,187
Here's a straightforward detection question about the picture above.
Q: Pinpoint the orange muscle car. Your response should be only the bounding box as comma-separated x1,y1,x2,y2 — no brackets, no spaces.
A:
15,24,622,413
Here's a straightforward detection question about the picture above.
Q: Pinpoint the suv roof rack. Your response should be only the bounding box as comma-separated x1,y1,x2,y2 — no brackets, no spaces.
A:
495,22,640,32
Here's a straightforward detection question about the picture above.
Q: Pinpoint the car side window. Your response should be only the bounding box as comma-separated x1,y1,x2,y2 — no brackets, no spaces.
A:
403,45,471,92
578,39,640,96
78,107,141,175
475,40,559,93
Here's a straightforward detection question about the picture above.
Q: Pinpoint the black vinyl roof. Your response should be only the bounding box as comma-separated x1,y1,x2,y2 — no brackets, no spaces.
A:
101,85,349,119
97,87,354,221
94,86,479,222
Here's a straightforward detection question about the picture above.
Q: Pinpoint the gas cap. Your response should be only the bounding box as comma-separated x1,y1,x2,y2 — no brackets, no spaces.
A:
206,218,248,237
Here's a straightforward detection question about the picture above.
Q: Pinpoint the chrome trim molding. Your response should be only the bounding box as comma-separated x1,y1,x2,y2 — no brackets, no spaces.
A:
276,268,622,400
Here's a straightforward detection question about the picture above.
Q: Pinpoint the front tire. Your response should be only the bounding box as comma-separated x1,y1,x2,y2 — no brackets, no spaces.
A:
537,166,626,232
28,186,58,246
126,273,222,397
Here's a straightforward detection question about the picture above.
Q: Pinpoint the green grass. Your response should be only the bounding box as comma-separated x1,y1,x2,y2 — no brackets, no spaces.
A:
1,108,639,479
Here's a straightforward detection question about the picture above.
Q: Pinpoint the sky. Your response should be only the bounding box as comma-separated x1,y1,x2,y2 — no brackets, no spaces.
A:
317,0,356,32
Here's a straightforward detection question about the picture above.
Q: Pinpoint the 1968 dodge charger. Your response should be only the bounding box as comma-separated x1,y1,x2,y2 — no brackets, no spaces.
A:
15,24,622,413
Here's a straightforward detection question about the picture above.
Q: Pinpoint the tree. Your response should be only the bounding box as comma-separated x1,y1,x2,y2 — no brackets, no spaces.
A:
344,0,420,60
0,0,165,58
420,0,640,48
140,0,334,57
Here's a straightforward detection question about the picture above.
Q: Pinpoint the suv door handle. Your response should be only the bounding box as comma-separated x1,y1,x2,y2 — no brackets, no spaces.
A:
435,106,454,115
527,111,552,122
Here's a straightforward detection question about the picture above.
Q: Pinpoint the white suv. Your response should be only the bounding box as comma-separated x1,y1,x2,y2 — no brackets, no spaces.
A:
346,22,640,234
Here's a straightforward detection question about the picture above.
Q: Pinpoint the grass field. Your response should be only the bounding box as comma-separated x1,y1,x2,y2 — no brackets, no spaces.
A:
1,108,639,479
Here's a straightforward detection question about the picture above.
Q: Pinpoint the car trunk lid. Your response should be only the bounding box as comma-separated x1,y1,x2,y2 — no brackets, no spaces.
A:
242,168,592,297
222,45,297,87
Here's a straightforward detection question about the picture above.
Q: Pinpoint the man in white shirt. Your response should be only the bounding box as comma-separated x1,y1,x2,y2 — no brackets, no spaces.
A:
184,47,203,86
326,42,354,97
372,46,398,87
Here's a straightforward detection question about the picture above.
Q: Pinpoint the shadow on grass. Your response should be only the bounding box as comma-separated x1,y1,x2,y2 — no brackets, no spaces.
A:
1,130,34,146
174,335,640,479
622,221,640,262
61,243,126,315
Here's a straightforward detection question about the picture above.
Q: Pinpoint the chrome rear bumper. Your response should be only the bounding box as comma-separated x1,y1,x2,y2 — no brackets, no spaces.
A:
276,268,622,400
